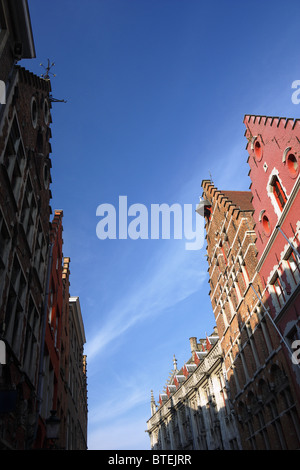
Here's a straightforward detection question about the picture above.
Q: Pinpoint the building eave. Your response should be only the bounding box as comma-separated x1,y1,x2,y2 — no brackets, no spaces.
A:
8,0,36,59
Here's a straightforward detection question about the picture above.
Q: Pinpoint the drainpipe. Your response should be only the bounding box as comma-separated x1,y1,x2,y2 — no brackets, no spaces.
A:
30,240,53,448
276,225,300,263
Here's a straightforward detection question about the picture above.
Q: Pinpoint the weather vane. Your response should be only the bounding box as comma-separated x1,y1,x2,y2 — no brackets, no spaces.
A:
40,59,67,103
40,59,56,80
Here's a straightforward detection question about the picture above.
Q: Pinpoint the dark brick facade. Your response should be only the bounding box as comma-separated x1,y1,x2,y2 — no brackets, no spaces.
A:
0,0,87,450
0,63,52,448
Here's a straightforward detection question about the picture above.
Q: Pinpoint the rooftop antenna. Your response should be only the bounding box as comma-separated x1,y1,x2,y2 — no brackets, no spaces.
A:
209,170,213,184
40,59,67,103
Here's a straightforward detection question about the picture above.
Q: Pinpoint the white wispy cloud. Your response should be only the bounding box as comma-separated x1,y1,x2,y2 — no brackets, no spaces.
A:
88,416,150,450
87,368,154,450
89,387,146,426
85,242,207,362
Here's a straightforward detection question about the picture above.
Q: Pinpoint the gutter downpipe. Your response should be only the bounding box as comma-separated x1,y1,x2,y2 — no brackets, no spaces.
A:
276,225,300,263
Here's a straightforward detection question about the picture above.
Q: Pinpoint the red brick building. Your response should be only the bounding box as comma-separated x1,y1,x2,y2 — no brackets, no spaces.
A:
197,115,300,449
33,212,87,450
58,256,71,449
33,210,65,449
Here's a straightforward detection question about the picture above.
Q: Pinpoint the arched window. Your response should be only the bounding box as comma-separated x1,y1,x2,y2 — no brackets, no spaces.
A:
258,379,270,403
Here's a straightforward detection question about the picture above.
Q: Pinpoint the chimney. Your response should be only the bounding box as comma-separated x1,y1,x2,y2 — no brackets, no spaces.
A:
189,337,198,353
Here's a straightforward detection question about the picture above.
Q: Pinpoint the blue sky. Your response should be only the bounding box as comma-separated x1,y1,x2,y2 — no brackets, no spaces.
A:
22,0,300,450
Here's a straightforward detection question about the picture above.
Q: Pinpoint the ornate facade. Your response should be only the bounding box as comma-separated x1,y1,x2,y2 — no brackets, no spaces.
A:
147,329,241,450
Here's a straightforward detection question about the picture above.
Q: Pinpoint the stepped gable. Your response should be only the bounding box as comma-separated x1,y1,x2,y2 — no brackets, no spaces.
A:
17,65,52,93
50,209,63,240
200,180,254,214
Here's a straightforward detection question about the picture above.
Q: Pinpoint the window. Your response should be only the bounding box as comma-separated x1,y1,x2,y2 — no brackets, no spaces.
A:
257,411,270,449
226,286,235,318
3,117,26,204
20,177,37,249
239,255,250,288
269,400,287,449
41,355,54,420
0,2,7,37
254,140,263,160
262,215,271,236
34,222,47,285
229,438,239,450
54,311,59,348
271,176,287,212
31,97,38,128
286,250,300,284
48,290,53,324
270,273,286,309
43,163,50,188
219,297,229,330
287,153,298,176
23,297,40,383
4,256,27,359
204,204,212,221
246,322,260,368
259,312,273,355
218,372,229,415
0,210,10,290
0,79,5,105
43,98,50,124
220,241,227,265
232,270,242,304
